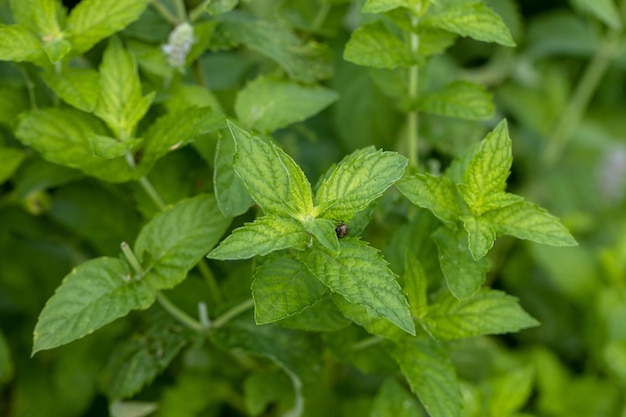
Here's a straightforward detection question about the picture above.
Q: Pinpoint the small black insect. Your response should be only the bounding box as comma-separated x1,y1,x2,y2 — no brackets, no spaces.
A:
335,223,349,239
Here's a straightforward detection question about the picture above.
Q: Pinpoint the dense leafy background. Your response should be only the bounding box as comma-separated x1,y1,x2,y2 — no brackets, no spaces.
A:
1,0,626,416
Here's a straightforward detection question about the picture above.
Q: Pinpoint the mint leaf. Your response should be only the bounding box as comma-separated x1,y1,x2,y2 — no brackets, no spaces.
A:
420,289,540,340
396,173,462,223
0,146,25,184
344,21,417,69
66,0,151,54
244,371,294,417
332,294,405,341
101,322,188,400
412,80,494,120
303,238,415,335
208,216,308,260
221,12,333,83
213,133,254,217
0,86,29,126
460,120,513,215
89,135,141,159
422,0,515,47
40,68,100,112
388,335,462,417
461,215,496,260
404,251,428,318
15,108,134,182
252,256,328,324
432,227,488,298
139,107,222,174
363,0,425,14
315,149,407,221
134,194,230,289
485,200,578,247
32,257,155,354
235,76,338,133
0,24,44,63
95,37,155,139
228,120,313,218
372,378,423,417
304,217,339,252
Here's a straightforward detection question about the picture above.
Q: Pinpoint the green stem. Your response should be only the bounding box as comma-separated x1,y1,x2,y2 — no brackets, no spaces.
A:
311,1,331,31
120,242,144,274
407,16,420,168
20,66,38,109
173,0,187,21
157,292,205,332
543,25,622,166
198,259,224,305
211,299,255,329
189,0,212,22
351,336,383,351
139,176,167,210
151,0,180,24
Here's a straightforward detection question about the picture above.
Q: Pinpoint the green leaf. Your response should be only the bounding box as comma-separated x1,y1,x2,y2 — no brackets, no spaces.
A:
89,135,141,159
363,0,427,14
372,378,423,417
344,21,417,69
42,38,71,63
487,366,535,416
235,76,338,133
208,216,308,260
14,108,135,182
40,67,100,112
95,37,155,139
244,371,294,417
388,335,462,417
31,0,64,39
412,81,494,120
101,322,189,400
228,120,313,218
460,120,513,215
252,256,328,324
134,194,230,289
422,0,515,46
139,107,223,174
276,296,351,332
432,227,488,298
206,0,239,15
404,251,428,319
213,133,254,217
32,257,155,354
303,238,415,335
332,294,405,341
396,173,462,223
461,215,496,260
484,200,578,247
315,148,407,221
221,12,333,83
304,217,339,252
570,0,621,29
0,24,44,63
0,146,25,184
66,0,151,54
420,289,539,340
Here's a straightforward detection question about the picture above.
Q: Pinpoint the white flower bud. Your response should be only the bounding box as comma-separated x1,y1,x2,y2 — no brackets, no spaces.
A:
162,22,195,72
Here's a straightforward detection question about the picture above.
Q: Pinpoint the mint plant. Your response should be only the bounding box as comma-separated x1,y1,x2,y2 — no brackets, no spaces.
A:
6,0,625,416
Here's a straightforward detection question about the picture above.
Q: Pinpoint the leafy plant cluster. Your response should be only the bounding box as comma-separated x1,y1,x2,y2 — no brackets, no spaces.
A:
1,0,625,416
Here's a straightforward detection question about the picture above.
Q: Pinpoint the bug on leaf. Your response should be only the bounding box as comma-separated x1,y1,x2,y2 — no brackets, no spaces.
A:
335,223,349,239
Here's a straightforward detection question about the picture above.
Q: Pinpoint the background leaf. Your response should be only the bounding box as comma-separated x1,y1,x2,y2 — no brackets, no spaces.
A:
235,76,338,133
388,335,462,417
213,133,254,217
420,290,540,340
413,80,494,120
